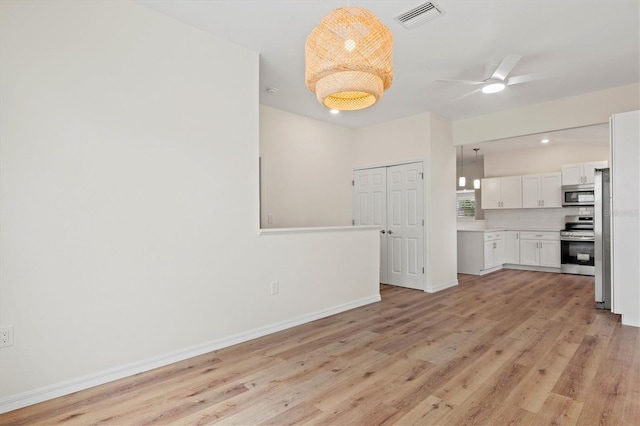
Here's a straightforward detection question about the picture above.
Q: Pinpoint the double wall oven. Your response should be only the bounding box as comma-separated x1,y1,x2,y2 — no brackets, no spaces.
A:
561,170,611,311
560,215,595,276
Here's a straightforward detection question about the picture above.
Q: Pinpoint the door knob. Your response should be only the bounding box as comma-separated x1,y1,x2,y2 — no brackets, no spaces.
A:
387,230,394,234
380,230,386,234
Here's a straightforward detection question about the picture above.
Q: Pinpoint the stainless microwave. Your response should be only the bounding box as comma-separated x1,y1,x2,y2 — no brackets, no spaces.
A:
562,184,595,206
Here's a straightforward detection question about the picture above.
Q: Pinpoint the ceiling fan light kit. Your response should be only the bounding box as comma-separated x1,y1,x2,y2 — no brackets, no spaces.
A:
305,7,393,111
481,81,506,94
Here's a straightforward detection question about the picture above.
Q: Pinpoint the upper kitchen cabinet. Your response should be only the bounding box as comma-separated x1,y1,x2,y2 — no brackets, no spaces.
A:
481,176,522,209
562,161,609,185
522,173,562,208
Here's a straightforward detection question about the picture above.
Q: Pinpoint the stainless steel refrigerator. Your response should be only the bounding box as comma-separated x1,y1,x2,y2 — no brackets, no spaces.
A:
594,168,611,310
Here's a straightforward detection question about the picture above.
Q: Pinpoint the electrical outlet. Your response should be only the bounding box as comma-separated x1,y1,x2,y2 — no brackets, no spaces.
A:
270,281,280,295
0,325,14,348
267,214,273,224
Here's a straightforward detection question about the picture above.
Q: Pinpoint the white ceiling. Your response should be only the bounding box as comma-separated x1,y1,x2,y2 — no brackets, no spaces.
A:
461,123,610,162
138,0,639,130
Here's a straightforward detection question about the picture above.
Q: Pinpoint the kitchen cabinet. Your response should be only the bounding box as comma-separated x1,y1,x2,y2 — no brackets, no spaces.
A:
481,176,522,209
483,232,504,269
519,231,560,268
457,230,504,275
562,161,608,185
504,231,520,264
522,173,562,208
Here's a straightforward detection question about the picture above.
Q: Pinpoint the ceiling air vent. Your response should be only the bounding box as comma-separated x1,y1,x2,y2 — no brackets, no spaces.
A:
395,2,443,29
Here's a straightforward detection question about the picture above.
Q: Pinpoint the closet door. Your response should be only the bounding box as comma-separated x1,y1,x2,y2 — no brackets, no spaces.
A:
386,163,424,290
353,167,388,283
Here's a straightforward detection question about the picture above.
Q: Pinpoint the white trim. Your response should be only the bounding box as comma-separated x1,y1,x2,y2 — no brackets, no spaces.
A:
353,158,425,171
0,294,381,414
503,264,562,274
259,225,380,235
426,279,458,293
478,265,504,276
621,314,640,328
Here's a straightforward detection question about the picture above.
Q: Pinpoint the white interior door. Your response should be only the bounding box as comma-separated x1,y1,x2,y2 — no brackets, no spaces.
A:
386,163,424,290
353,167,387,283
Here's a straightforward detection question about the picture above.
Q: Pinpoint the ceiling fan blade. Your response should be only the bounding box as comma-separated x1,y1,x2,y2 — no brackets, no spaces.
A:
435,79,485,85
450,88,482,102
491,54,522,81
507,71,554,85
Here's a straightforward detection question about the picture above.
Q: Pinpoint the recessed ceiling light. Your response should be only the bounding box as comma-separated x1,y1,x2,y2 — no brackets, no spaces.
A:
541,138,550,144
329,109,340,115
482,82,506,94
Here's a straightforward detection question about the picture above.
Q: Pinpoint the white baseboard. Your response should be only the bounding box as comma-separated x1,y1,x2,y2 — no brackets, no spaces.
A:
621,313,640,328
425,279,458,293
479,265,504,275
503,264,562,274
0,294,381,414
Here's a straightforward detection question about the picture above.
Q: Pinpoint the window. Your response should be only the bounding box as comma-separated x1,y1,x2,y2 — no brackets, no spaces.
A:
457,191,476,219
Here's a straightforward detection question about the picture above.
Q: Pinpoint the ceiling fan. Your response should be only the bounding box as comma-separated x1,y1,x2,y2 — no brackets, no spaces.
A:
436,54,544,99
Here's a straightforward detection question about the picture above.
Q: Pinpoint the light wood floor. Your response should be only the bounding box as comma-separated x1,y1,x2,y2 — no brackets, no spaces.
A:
2,270,639,425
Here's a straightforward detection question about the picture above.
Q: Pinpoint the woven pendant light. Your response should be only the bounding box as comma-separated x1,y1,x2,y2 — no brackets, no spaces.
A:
305,7,393,111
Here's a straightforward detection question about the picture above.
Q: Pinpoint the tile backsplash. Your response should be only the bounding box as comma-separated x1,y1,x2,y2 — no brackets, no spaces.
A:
484,207,585,230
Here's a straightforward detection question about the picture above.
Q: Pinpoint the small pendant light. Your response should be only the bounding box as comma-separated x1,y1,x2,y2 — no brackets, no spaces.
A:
458,146,466,188
473,148,481,189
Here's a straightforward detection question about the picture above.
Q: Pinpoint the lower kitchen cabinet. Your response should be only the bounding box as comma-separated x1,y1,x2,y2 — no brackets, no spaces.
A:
519,231,560,268
483,233,504,269
458,230,504,275
504,231,520,264
458,230,560,275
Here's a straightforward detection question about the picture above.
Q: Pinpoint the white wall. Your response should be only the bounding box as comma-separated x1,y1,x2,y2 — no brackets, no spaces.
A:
610,110,640,327
484,143,610,177
0,0,379,410
453,83,640,145
427,114,458,290
352,114,430,169
352,113,458,292
259,106,353,228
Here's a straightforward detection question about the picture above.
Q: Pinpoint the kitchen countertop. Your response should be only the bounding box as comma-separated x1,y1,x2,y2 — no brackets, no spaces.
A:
457,228,505,233
457,228,563,232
